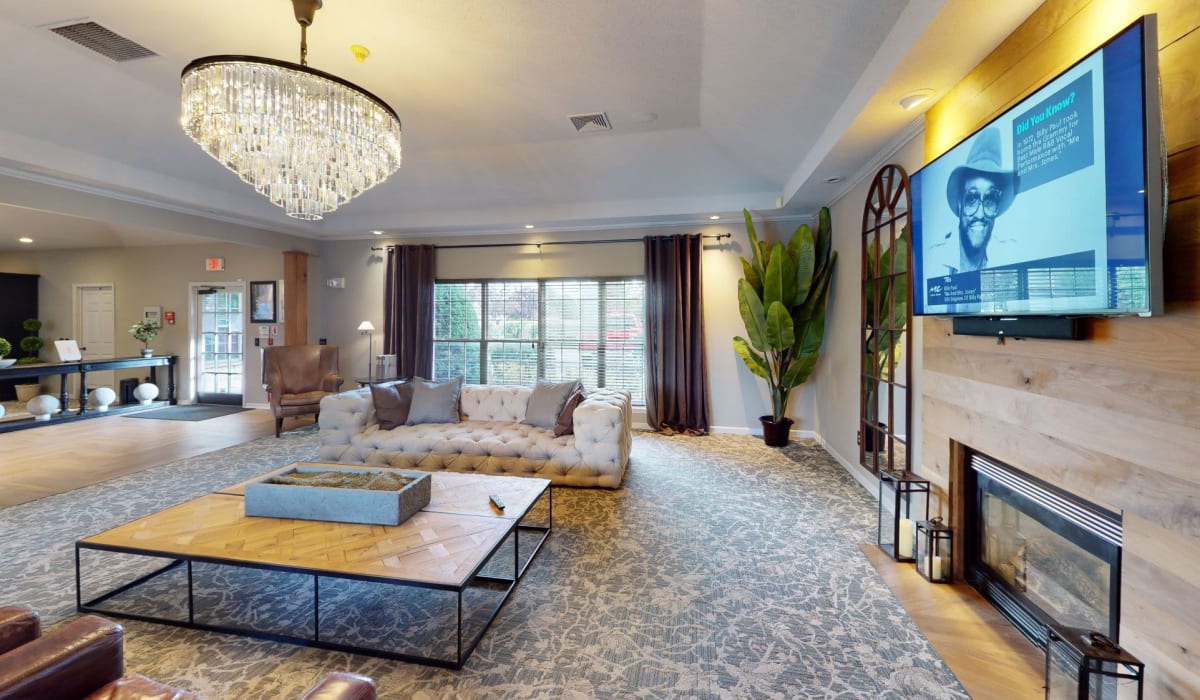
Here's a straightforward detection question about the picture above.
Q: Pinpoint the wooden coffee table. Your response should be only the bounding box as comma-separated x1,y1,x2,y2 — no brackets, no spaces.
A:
75,465,551,668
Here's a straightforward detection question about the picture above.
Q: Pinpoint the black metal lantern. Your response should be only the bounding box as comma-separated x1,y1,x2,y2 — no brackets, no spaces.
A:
877,470,929,562
915,517,953,583
1045,624,1144,700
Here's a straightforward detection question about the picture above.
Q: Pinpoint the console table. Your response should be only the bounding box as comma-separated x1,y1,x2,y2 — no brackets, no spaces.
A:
0,355,177,431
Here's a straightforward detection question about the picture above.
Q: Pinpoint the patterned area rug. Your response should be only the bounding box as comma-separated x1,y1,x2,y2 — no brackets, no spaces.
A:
0,428,968,699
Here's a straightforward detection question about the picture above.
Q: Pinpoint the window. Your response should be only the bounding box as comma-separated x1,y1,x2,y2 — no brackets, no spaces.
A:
433,278,645,405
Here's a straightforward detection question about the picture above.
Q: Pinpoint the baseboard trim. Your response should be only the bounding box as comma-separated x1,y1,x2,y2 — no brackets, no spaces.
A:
710,425,818,440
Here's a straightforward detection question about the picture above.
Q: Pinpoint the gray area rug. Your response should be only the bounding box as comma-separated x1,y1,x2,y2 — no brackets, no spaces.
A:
0,428,968,699
125,404,250,421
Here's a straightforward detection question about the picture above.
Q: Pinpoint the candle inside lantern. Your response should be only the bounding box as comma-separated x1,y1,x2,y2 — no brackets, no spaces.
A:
898,518,914,558
925,555,943,581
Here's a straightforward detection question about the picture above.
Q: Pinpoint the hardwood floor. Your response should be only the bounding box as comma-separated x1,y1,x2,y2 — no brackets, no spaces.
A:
0,408,310,508
0,414,1043,696
862,544,1046,699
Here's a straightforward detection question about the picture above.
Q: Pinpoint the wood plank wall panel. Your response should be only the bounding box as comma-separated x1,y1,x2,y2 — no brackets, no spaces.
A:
920,1,1200,696
283,251,307,346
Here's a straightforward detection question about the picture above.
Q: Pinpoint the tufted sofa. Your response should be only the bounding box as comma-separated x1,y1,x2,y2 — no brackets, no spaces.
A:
317,383,632,488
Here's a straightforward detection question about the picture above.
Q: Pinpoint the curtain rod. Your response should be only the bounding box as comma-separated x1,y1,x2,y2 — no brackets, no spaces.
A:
370,232,731,252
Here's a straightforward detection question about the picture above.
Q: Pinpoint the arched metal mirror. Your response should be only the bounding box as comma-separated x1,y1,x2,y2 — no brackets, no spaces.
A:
860,164,912,474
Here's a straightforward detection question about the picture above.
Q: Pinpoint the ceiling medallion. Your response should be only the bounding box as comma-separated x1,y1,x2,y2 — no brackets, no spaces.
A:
180,0,402,220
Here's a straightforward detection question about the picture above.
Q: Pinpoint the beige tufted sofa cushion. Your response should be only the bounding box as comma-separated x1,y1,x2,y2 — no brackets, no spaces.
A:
318,383,631,488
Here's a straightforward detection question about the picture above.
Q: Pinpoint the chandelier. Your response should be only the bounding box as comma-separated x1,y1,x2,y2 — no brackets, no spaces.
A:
180,0,402,220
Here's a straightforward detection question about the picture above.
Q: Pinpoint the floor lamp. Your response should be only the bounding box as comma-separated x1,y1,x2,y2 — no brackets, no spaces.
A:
357,321,375,381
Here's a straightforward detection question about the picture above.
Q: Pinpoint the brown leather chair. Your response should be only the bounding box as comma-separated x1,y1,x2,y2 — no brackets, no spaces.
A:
263,345,345,438
0,605,376,699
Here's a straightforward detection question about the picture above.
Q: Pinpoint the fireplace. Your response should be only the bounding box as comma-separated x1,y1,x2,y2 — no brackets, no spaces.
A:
962,449,1122,648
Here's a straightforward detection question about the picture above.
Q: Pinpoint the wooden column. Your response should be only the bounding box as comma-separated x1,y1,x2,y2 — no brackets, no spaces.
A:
283,251,308,346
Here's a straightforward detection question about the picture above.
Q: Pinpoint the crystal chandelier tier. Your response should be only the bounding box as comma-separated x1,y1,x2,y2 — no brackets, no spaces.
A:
181,0,401,221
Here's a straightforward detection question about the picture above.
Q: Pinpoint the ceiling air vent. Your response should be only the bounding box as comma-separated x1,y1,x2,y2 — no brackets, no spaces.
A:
49,21,157,62
569,112,612,133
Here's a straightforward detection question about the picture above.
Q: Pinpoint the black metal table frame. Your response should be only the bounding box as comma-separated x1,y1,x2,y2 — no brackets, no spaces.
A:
76,488,551,669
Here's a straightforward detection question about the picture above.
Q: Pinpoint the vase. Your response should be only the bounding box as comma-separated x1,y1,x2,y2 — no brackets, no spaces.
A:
15,383,40,403
759,416,794,447
141,348,153,357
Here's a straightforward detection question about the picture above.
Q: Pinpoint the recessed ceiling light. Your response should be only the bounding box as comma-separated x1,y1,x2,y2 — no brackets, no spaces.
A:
370,230,384,235
824,176,844,184
524,224,535,229
898,89,935,111
708,215,720,220
18,237,33,244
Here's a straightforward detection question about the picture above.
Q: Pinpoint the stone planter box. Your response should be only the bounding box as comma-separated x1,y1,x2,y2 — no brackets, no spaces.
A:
244,464,431,526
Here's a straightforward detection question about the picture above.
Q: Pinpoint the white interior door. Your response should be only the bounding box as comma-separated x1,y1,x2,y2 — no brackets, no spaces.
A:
76,284,115,399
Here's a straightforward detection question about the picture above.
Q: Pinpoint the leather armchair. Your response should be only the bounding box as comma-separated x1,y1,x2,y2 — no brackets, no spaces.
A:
0,608,376,700
262,345,344,438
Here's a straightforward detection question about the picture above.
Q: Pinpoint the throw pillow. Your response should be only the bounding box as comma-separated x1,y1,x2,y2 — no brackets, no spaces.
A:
553,388,586,437
369,381,414,430
406,376,464,425
524,379,582,429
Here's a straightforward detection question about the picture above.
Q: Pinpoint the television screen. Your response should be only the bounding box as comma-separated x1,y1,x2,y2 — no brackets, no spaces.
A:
911,16,1163,318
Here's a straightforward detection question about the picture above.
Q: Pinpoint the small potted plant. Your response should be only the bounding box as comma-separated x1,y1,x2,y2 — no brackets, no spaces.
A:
0,337,12,368
13,319,45,401
130,320,162,357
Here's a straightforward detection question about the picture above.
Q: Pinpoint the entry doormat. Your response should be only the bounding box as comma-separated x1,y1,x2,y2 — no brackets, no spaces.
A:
125,405,250,422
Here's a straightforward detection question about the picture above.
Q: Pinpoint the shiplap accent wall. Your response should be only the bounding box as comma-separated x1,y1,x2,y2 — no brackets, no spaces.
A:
920,1,1200,697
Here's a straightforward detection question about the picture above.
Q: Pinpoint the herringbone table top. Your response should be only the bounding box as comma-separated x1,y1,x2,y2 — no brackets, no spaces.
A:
81,467,550,588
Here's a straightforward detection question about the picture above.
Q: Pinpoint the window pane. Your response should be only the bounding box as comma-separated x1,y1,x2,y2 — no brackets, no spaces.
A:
433,342,480,383
487,341,538,385
434,283,482,340
485,282,538,340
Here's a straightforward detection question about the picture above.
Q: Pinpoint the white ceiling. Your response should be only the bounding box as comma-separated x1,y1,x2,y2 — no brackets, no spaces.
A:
0,0,1044,251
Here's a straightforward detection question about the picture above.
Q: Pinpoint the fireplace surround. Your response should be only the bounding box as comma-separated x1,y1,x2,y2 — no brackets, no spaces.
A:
957,447,1123,648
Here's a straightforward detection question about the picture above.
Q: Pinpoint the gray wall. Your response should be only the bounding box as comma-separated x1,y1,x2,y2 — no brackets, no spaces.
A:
313,219,814,434
0,243,290,405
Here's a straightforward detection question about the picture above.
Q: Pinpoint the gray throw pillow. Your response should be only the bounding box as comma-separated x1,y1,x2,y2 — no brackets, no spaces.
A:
406,376,463,424
524,379,582,429
369,381,414,430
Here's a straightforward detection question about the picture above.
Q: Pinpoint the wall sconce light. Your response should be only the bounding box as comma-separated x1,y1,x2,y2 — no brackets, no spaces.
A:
357,321,375,381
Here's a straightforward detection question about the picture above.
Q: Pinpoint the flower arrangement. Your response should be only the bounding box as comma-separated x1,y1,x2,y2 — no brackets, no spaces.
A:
129,320,162,347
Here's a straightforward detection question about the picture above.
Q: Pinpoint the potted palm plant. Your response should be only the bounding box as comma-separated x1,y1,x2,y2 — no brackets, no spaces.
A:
863,230,908,451
130,320,162,357
733,208,838,446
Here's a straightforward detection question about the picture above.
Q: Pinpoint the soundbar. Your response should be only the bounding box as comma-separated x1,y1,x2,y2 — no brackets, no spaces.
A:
951,316,1084,340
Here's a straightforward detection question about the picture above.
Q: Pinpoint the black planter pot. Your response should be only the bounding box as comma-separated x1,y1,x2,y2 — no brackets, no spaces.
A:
760,416,794,447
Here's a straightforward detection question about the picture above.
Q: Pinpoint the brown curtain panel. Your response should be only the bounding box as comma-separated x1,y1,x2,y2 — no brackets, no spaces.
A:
644,234,710,435
383,244,436,379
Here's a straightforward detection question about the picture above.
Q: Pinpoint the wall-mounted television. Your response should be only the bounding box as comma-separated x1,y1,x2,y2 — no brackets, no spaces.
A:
911,16,1164,330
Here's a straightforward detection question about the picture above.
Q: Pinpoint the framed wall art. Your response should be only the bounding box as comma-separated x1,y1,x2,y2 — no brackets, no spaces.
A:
250,280,277,323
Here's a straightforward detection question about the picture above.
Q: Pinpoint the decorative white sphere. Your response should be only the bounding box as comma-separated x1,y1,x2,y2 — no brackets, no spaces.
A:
27,394,60,421
133,382,159,405
0,403,5,419
89,386,117,412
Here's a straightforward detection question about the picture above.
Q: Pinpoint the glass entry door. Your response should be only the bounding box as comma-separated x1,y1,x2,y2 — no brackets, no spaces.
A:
195,288,245,405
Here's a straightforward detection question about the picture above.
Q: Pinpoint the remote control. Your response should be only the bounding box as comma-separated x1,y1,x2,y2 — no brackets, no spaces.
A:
489,494,506,511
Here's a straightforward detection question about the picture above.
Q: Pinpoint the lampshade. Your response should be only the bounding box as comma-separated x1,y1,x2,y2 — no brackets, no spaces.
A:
180,0,402,221
357,321,375,332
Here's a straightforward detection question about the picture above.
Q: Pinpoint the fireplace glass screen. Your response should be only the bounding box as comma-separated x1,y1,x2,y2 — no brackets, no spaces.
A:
968,453,1121,646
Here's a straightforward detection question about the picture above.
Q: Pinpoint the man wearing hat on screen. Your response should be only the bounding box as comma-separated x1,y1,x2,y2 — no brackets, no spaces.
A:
933,126,1021,274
